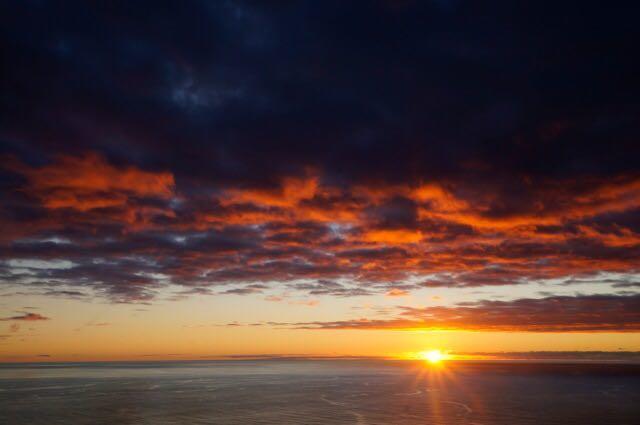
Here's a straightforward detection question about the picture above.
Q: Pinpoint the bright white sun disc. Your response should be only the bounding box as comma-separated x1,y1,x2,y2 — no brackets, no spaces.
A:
420,350,445,363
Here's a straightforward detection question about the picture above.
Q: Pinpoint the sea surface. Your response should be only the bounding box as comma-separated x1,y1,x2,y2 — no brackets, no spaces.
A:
1,360,639,424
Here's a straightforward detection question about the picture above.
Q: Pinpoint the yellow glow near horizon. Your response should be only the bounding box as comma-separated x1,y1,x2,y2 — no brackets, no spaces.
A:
2,293,640,362
419,349,447,364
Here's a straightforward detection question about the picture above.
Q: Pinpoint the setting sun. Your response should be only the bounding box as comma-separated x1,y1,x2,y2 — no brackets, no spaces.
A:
419,350,447,364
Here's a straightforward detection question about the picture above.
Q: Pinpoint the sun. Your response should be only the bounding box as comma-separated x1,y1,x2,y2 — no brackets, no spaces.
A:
419,349,447,364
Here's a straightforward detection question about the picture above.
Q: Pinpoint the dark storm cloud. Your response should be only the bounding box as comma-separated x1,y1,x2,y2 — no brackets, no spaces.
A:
2,1,638,183
0,1,639,313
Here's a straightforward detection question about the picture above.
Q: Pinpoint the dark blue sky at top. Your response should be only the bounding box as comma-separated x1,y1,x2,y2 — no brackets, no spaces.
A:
2,1,638,189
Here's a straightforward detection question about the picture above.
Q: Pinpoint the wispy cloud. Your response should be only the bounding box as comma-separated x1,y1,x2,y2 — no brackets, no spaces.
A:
0,312,50,322
265,294,640,332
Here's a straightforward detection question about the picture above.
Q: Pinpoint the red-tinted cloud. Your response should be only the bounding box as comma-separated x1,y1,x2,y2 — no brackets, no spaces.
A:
9,153,174,211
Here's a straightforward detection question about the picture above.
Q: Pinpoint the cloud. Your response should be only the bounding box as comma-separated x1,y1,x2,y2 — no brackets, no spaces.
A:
219,284,268,295
282,294,640,332
287,280,374,297
9,153,174,211
386,288,410,297
464,351,640,362
0,1,638,306
288,299,319,307
264,295,283,302
0,312,50,321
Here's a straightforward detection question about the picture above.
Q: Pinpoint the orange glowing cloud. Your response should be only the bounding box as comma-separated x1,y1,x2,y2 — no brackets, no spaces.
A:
12,153,174,211
221,174,320,208
3,155,640,303
362,229,423,244
386,288,410,297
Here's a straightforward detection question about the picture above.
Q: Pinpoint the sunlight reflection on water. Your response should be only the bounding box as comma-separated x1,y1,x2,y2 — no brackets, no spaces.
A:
1,360,639,424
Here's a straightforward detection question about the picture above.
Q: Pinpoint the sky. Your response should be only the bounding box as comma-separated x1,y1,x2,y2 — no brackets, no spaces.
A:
1,1,639,361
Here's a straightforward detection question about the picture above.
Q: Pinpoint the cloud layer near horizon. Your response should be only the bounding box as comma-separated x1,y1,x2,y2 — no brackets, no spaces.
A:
1,2,639,333
268,294,640,332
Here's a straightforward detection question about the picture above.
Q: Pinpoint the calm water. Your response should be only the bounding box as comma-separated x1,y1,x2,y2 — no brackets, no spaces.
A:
1,360,639,424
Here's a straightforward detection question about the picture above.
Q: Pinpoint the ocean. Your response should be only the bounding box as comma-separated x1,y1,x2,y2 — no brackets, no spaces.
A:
1,360,639,424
